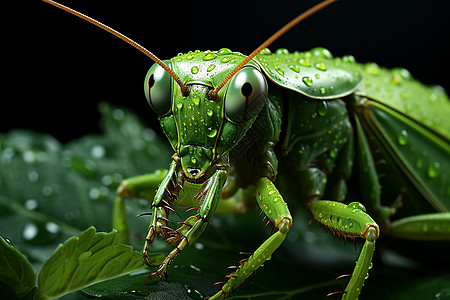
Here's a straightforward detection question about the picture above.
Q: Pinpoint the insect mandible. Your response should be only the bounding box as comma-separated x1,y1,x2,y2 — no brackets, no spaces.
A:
43,0,450,299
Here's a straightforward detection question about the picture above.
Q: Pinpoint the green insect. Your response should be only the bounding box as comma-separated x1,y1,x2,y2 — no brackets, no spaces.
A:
44,0,450,299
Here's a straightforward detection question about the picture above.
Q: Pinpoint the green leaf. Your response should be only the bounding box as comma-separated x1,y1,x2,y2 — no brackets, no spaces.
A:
35,226,145,300
0,103,170,270
0,236,36,299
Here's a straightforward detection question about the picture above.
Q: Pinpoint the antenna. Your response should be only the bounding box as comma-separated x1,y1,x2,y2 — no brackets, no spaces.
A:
42,0,190,96
208,0,338,99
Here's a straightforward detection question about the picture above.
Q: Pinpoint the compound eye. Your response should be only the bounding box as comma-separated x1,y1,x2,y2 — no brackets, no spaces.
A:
224,67,267,123
144,61,172,115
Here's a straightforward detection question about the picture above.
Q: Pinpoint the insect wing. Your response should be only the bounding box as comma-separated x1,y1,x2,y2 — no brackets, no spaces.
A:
356,65,450,212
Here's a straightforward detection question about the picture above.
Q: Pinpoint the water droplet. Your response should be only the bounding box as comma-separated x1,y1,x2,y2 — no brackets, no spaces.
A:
28,170,39,182
268,190,275,195
302,76,313,87
314,62,327,71
398,130,408,146
299,58,311,67
176,101,183,109
206,109,213,117
203,53,217,61
289,64,300,73
311,47,333,59
89,187,102,200
191,66,199,74
45,222,60,234
319,87,326,95
342,55,356,63
364,62,381,75
317,101,328,116
260,48,271,55
220,57,230,63
189,264,202,274
348,202,366,212
275,48,289,54
91,145,105,158
428,161,440,178
435,288,450,299
186,54,195,60
42,185,54,197
194,243,204,250
298,145,306,154
275,66,284,76
330,148,338,158
24,199,38,210
217,48,232,55
22,221,60,245
192,95,200,106
191,157,197,164
184,284,204,300
112,109,124,120
207,127,217,138
207,64,216,72
23,222,38,241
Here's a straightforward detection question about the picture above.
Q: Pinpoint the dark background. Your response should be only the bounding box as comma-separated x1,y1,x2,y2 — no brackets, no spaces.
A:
6,0,450,142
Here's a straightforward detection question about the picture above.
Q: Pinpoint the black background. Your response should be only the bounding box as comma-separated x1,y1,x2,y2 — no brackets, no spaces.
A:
6,0,450,142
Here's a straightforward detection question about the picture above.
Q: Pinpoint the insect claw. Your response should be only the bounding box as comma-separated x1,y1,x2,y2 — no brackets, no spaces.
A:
213,281,227,286
239,251,253,256
326,291,346,297
226,265,240,270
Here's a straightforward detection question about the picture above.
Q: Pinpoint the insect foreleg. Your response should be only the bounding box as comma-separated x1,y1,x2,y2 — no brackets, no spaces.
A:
310,200,379,300
147,169,228,281
114,169,169,244
209,177,292,299
342,226,376,300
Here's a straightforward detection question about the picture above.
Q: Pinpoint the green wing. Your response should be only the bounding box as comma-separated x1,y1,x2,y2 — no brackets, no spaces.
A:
356,62,450,139
355,64,450,211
